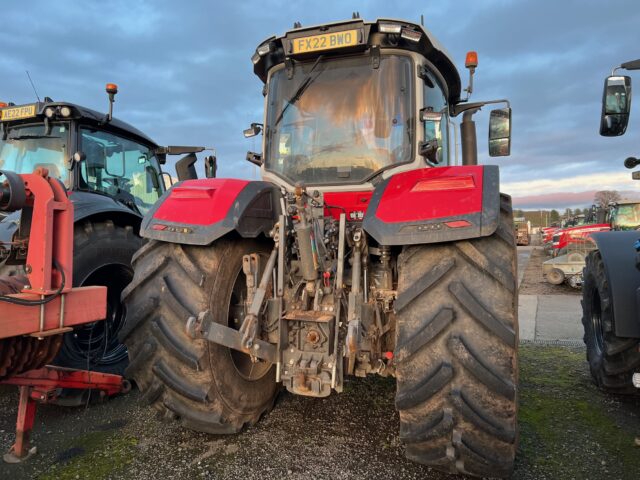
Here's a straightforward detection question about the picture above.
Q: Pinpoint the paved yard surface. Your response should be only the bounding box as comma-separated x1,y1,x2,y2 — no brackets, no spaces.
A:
517,246,584,343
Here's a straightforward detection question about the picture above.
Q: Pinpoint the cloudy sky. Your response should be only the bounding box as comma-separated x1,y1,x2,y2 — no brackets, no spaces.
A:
2,0,639,209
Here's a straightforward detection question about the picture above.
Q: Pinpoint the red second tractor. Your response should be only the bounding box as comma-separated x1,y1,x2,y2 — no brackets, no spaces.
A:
120,18,518,477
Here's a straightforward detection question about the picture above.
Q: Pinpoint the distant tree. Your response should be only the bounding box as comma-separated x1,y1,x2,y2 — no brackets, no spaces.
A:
514,209,525,218
550,209,560,222
594,190,621,207
574,208,584,215
564,208,573,217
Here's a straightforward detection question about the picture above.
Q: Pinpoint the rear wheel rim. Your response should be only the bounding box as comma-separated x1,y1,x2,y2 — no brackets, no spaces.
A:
225,260,271,381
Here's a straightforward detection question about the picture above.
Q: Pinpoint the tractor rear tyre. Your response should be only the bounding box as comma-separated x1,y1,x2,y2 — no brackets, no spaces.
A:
53,220,141,375
394,194,518,478
582,250,640,394
120,238,279,433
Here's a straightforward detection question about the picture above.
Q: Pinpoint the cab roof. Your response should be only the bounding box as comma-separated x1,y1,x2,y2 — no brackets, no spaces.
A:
252,18,462,105
0,100,157,147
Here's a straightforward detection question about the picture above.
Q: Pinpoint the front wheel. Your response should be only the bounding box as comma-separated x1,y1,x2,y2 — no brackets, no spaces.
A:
120,238,279,433
582,250,640,394
394,194,518,478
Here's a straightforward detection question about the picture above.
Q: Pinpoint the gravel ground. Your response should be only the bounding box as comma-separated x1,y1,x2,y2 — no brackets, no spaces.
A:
1,344,639,479
518,247,581,296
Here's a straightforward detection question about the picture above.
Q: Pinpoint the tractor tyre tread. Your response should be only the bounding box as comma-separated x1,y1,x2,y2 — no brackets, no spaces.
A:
581,250,640,395
395,193,518,478
121,239,278,434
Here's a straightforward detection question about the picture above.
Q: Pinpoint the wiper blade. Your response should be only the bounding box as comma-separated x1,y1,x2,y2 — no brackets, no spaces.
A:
273,55,325,127
8,135,60,140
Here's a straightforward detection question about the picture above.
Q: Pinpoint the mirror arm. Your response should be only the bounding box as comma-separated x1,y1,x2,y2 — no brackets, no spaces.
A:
452,99,510,117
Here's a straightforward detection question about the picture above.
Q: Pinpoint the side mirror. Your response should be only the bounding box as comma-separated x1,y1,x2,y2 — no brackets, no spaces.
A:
420,109,444,163
204,155,217,178
246,151,263,167
243,123,263,138
488,107,512,157
175,153,198,181
600,75,631,136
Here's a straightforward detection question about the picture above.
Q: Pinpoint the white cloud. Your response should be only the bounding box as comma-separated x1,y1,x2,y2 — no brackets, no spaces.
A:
502,171,634,197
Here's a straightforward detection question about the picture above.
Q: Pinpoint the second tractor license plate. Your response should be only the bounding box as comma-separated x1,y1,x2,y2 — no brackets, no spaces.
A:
0,104,36,121
292,29,359,54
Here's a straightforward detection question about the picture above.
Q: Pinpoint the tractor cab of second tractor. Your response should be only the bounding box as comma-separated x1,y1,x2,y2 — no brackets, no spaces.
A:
0,86,213,376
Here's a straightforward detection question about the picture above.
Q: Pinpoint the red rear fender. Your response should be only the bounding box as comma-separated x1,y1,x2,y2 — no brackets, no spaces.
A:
362,166,501,245
141,179,281,245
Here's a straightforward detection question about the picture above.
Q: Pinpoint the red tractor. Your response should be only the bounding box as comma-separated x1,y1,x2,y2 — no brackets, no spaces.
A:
120,18,518,477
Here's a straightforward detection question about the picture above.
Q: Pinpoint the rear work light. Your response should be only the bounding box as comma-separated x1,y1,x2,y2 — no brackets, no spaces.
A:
257,42,272,56
400,28,421,43
411,175,476,192
378,22,402,34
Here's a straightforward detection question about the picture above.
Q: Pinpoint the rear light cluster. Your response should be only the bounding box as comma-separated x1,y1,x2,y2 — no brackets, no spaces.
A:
410,175,476,193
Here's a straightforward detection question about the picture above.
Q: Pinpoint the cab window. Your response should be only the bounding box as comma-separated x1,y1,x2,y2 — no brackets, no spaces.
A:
79,128,163,213
423,70,449,164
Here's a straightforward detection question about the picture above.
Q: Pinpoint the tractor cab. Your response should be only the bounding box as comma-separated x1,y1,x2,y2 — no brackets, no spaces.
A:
609,199,640,230
247,18,512,191
0,87,211,217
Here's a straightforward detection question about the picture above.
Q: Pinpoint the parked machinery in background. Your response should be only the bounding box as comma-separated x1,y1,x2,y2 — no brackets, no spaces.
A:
0,87,211,377
514,217,530,245
581,59,640,394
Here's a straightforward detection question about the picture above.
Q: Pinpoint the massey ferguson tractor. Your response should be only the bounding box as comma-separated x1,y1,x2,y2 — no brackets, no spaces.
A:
582,59,640,395
0,87,209,378
121,18,518,477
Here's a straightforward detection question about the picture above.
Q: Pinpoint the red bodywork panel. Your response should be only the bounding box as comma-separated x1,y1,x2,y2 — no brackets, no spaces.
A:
153,178,250,226
0,286,107,339
324,191,373,221
553,224,610,251
376,166,483,223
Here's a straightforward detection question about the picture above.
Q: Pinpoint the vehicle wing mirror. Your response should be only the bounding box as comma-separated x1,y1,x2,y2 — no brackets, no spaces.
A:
243,123,263,138
600,75,631,136
175,152,198,181
246,151,263,167
420,109,444,163
488,107,512,157
204,155,217,178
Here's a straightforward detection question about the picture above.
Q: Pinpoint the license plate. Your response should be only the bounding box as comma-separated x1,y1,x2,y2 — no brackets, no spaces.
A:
292,29,359,54
0,105,37,121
